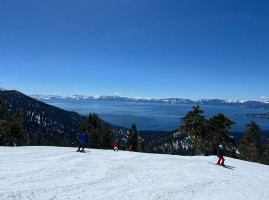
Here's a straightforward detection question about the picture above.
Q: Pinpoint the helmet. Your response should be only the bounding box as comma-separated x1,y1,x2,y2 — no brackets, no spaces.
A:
219,145,223,149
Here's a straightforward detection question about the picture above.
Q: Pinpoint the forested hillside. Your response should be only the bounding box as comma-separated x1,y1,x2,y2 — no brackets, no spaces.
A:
148,129,194,155
0,90,129,144
0,90,86,143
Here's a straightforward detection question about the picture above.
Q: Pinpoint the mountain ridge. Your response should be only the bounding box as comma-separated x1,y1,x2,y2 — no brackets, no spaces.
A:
31,94,269,110
0,90,130,143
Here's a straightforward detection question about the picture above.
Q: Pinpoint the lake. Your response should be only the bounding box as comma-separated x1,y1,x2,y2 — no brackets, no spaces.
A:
40,99,269,132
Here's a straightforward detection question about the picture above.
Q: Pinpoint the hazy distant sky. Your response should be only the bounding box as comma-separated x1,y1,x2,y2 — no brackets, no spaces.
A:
0,0,268,100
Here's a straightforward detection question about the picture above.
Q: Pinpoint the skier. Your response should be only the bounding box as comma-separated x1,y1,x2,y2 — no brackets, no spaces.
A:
129,145,132,152
114,142,118,151
77,132,90,152
217,144,225,166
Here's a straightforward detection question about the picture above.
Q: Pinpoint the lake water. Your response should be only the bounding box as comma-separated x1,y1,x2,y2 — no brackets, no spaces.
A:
41,99,269,132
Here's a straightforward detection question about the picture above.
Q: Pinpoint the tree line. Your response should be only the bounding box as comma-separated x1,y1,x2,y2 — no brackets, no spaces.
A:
179,105,269,165
0,99,29,146
79,113,146,151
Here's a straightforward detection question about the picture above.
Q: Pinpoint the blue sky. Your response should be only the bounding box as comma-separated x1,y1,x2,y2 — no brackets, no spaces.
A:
0,0,268,100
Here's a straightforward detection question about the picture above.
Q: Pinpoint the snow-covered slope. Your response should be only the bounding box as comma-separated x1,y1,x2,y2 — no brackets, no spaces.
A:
1,146,269,200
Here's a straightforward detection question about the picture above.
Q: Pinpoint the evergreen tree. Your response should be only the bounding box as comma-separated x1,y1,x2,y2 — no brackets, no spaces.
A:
0,99,6,119
88,113,102,130
127,124,139,151
207,113,236,156
80,122,88,135
33,129,46,146
262,144,269,165
87,113,102,148
126,124,146,152
179,105,207,155
53,134,61,146
101,127,114,149
0,99,9,145
62,137,71,147
9,109,29,146
239,121,264,162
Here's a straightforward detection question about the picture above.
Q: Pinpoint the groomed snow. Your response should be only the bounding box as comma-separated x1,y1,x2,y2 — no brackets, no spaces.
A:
1,146,269,200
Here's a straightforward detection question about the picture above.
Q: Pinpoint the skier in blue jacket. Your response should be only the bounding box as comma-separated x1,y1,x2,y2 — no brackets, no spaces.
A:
77,132,90,152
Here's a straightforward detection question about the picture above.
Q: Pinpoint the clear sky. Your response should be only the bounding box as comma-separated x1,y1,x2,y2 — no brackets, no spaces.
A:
0,0,268,100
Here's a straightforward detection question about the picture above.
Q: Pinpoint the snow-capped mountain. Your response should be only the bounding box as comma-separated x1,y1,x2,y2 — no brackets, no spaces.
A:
31,94,269,109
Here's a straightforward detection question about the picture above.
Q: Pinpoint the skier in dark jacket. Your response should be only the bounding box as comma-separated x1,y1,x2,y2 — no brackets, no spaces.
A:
77,132,90,152
217,144,225,166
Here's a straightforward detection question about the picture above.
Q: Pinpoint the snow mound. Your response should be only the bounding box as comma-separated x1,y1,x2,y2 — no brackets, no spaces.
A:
0,146,269,200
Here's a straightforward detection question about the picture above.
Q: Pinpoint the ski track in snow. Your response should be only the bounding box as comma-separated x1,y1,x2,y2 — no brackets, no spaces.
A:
0,146,269,200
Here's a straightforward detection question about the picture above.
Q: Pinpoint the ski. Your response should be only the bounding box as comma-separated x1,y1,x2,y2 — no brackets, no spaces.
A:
223,164,235,168
212,163,236,169
76,150,86,153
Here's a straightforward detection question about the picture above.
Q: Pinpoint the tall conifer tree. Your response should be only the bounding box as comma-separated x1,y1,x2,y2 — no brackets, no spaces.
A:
127,124,140,151
239,121,264,162
179,105,207,155
33,129,46,146
207,113,236,156
9,109,29,145
0,99,8,145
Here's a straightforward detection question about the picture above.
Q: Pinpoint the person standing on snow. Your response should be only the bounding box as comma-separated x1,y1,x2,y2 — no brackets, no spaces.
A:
113,142,118,151
217,144,225,166
129,145,132,152
77,132,90,152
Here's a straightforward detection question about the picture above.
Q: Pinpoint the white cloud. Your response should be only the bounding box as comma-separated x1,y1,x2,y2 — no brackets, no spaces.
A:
114,92,120,95
260,96,268,99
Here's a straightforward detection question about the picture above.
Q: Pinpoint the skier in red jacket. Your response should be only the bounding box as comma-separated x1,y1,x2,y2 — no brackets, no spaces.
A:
129,145,132,152
114,142,118,151
217,144,225,166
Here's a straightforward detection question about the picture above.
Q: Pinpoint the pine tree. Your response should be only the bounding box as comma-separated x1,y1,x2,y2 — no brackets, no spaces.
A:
80,122,88,135
0,99,9,145
33,129,46,146
87,113,102,148
9,109,29,146
262,144,269,165
62,137,71,147
179,105,207,155
127,124,139,151
53,134,61,146
239,121,264,162
125,124,146,152
207,113,236,156
0,99,6,119
101,127,114,149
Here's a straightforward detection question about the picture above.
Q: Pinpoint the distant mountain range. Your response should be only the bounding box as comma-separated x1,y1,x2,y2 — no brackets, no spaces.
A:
31,94,269,110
